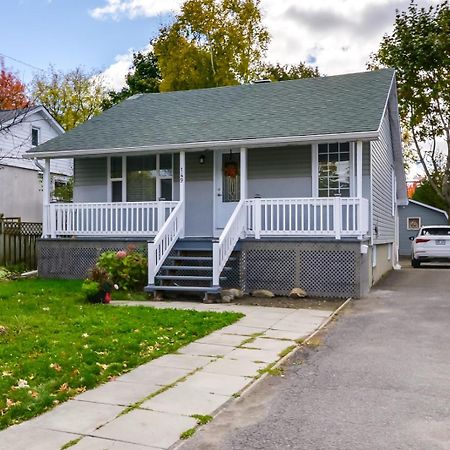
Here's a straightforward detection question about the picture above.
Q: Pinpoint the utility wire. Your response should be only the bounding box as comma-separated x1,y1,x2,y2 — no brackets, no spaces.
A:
0,52,44,72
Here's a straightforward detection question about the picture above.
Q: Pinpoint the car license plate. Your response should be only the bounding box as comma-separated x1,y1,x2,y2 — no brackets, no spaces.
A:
436,240,446,245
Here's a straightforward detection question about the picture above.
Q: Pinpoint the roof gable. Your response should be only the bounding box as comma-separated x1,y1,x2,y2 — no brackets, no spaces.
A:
0,106,64,135
27,69,395,156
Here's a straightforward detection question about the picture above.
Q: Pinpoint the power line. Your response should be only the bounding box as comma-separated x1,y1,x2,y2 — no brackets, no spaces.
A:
0,52,44,72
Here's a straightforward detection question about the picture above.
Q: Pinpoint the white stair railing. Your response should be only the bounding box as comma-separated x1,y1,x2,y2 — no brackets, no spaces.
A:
212,199,246,286
148,201,184,285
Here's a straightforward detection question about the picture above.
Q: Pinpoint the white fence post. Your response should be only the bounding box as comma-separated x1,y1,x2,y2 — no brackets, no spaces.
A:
334,197,341,240
254,198,261,239
157,202,165,231
148,241,156,285
212,241,220,286
50,204,56,239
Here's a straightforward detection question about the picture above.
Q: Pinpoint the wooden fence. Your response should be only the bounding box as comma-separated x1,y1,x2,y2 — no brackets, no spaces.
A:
0,216,42,270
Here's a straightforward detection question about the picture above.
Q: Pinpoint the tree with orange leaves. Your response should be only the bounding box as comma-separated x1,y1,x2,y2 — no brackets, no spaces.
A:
0,58,29,110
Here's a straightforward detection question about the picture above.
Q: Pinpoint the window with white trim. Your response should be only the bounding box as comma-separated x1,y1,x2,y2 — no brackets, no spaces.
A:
407,217,421,230
318,142,351,197
108,154,173,202
31,127,40,146
110,156,124,202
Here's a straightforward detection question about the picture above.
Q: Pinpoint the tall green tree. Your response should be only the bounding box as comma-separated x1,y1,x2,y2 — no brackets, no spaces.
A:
102,51,161,110
412,173,448,211
154,0,270,91
31,66,106,130
369,1,450,222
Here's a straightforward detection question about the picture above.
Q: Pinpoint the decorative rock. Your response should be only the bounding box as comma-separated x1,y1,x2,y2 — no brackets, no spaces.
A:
251,289,275,298
227,288,244,299
289,288,307,298
220,288,243,302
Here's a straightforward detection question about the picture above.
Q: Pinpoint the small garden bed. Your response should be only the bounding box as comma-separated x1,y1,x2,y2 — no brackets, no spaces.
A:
0,279,242,430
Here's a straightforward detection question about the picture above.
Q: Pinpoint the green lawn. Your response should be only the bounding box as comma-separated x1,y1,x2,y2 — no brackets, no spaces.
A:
0,279,242,430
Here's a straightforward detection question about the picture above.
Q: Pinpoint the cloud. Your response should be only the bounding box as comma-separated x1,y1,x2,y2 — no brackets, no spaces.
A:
90,0,181,20
262,0,439,75
98,0,439,89
99,50,134,90
100,44,153,90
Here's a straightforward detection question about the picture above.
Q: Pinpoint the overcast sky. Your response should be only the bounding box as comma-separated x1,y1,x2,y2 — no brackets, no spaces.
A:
1,0,440,90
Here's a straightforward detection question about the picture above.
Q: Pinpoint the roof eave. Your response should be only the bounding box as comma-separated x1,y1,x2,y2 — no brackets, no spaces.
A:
25,130,379,159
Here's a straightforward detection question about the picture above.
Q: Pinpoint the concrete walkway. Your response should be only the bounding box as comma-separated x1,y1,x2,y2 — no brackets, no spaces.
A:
0,301,333,450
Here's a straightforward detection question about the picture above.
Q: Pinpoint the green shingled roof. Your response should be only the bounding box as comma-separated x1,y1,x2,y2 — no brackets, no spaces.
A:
27,69,394,155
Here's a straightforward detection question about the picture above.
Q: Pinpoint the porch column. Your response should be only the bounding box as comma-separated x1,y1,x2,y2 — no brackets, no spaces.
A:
356,141,363,197
42,159,53,238
179,151,185,238
240,147,247,200
356,140,364,238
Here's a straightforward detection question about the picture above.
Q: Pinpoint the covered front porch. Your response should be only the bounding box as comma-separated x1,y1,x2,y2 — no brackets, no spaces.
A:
40,141,370,292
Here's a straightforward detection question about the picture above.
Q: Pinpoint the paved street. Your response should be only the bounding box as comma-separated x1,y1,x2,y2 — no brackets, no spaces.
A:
181,265,450,450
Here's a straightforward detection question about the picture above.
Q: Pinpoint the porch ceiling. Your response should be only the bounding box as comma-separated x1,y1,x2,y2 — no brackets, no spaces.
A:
26,70,394,159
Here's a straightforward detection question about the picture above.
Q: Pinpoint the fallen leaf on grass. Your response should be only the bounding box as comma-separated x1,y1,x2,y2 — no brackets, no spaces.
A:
50,363,62,372
28,390,39,398
59,383,70,393
6,398,21,408
96,363,109,371
13,379,29,389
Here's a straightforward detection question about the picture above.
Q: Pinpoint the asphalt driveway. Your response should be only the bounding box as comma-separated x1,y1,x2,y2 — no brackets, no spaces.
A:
180,264,450,450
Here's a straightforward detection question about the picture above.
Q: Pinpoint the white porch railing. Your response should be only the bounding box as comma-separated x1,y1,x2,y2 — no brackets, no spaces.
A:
46,201,178,237
212,199,247,286
211,196,369,287
246,197,369,239
148,201,184,285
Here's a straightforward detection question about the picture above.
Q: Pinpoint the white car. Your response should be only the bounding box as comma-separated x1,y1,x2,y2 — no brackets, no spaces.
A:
410,225,450,268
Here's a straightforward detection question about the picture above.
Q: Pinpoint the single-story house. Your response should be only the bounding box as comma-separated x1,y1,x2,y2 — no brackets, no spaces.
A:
398,199,448,256
0,106,72,222
26,69,407,299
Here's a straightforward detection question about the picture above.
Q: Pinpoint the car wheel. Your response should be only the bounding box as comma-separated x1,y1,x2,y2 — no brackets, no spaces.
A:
411,257,421,268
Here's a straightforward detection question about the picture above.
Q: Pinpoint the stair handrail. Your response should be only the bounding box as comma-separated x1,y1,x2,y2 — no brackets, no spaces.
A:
148,201,184,285
212,199,246,286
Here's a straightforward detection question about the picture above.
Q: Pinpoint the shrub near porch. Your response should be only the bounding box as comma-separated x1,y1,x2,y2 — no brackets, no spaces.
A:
0,279,242,430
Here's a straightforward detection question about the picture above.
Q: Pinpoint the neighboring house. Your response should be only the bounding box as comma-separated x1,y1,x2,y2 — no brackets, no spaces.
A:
398,200,448,256
26,69,407,299
0,106,72,222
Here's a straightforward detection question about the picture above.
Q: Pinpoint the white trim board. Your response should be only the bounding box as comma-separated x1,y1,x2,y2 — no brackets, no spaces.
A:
25,131,379,159
408,199,448,219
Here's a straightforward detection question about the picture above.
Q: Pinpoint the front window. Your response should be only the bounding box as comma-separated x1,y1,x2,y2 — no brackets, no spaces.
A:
109,154,173,202
110,156,123,202
126,155,157,202
318,142,351,197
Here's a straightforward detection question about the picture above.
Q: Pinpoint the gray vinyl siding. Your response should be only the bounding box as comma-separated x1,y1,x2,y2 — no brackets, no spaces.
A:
398,202,448,255
73,157,108,202
371,112,395,243
248,146,312,198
